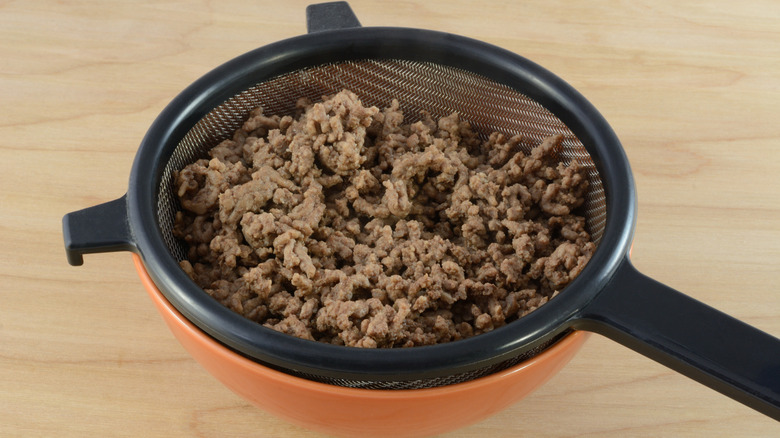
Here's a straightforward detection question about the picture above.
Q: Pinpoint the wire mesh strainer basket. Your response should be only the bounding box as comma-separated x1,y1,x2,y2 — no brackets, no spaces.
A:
63,0,780,422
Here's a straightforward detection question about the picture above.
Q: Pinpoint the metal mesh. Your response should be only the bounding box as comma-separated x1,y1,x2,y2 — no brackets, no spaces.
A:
291,331,567,389
156,59,606,388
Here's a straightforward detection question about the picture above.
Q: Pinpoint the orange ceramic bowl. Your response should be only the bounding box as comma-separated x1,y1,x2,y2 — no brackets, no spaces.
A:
133,254,588,437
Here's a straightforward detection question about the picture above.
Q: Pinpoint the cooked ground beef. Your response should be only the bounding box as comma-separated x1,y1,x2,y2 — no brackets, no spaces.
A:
173,90,595,347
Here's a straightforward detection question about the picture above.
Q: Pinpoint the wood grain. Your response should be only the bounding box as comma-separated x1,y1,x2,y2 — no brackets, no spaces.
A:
1,0,778,436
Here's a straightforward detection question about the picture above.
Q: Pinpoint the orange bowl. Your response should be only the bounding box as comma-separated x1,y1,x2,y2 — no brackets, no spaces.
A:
133,254,588,437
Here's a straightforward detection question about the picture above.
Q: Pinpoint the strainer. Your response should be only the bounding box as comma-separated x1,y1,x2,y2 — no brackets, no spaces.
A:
63,1,779,421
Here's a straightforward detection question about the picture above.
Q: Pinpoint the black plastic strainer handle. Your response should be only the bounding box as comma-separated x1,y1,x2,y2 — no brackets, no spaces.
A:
63,195,135,266
306,1,361,32
572,258,780,420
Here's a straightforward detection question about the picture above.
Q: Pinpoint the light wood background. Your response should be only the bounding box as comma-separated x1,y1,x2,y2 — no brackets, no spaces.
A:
1,1,778,436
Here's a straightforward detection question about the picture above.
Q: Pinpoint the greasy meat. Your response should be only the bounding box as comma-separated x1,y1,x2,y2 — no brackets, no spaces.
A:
173,90,595,347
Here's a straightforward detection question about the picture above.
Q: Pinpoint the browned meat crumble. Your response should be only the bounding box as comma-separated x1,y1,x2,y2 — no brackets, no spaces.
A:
173,90,595,348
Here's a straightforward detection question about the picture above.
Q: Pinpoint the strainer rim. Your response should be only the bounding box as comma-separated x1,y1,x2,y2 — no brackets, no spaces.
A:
126,25,636,382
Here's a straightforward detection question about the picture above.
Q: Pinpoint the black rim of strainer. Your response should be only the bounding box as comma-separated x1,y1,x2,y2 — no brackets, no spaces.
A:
122,26,635,382
63,5,780,418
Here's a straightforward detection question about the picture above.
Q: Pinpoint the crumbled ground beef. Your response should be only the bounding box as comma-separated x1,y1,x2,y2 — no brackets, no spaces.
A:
173,90,595,347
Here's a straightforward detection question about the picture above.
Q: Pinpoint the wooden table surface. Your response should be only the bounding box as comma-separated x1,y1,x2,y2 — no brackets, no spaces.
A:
2,1,778,436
